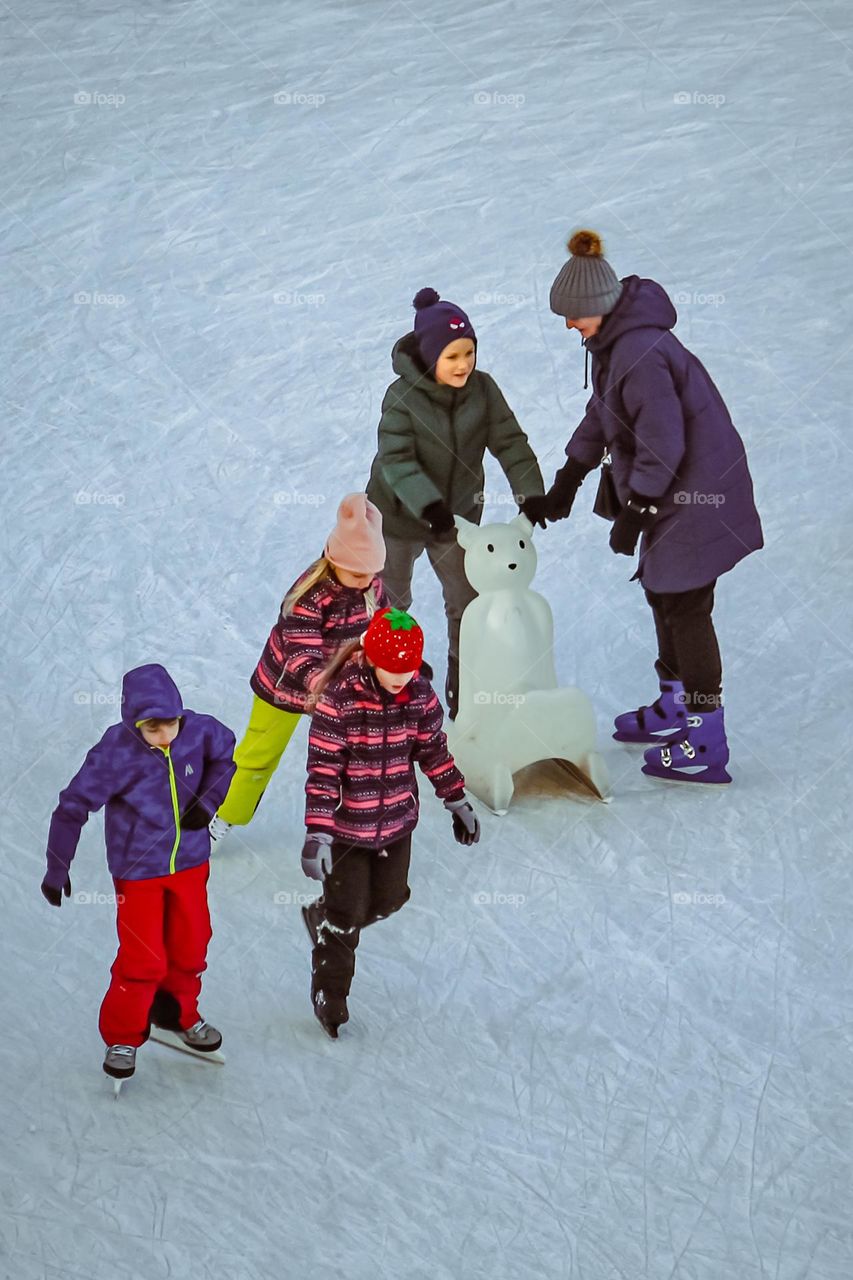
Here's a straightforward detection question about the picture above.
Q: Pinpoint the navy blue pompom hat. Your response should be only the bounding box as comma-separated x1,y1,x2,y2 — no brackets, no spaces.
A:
412,288,477,370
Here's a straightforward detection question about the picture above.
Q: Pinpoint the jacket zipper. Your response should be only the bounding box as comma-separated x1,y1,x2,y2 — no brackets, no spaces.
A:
162,746,182,874
447,392,459,507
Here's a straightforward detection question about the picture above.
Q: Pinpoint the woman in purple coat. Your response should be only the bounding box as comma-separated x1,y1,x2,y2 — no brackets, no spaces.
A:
526,231,763,784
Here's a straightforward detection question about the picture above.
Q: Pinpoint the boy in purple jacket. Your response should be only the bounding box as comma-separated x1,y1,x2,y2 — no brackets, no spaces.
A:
42,664,236,1082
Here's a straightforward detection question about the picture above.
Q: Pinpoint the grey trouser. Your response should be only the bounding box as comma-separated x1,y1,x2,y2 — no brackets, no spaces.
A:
381,526,477,714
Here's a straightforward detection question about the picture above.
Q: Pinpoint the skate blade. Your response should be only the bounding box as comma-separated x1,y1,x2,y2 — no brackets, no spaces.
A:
149,1026,225,1064
641,764,732,785
113,1078,124,1099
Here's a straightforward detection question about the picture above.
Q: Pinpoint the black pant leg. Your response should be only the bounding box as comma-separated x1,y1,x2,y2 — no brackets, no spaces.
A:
364,834,412,927
644,586,681,683
311,842,372,1001
654,582,722,711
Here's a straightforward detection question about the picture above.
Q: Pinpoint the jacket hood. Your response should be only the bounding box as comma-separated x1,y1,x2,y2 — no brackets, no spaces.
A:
391,331,477,405
587,275,677,353
121,664,184,730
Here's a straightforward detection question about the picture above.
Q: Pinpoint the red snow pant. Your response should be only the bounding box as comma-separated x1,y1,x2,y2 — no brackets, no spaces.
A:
98,861,212,1047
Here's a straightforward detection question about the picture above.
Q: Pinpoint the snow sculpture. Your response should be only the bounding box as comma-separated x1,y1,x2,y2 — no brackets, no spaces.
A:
446,513,609,815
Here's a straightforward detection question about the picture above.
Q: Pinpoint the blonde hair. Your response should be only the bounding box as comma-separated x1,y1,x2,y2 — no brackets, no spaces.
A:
305,637,365,712
281,556,334,615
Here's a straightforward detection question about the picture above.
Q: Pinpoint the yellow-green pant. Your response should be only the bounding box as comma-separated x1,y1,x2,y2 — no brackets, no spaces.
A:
217,696,302,826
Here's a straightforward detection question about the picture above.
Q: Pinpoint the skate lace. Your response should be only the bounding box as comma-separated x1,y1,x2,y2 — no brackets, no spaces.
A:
110,1045,135,1059
187,1020,208,1036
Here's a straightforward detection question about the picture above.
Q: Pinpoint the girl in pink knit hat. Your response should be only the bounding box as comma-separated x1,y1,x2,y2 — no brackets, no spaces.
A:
208,494,389,844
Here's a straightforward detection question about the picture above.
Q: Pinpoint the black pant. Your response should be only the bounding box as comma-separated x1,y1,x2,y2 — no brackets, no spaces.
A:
312,834,412,1001
644,581,722,711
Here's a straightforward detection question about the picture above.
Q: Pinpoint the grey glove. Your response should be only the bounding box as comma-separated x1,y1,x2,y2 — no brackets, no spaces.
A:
444,795,481,846
301,832,334,881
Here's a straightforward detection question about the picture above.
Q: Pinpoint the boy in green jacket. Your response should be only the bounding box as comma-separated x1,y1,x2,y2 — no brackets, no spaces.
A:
366,287,545,718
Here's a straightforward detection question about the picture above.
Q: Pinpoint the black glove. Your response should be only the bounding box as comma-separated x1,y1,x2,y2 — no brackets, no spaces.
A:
180,799,214,830
445,795,481,846
545,457,590,520
422,500,456,537
609,495,658,556
519,496,549,529
41,875,71,908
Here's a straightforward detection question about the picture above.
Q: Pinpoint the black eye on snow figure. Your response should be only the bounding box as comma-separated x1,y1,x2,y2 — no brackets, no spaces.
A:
519,540,525,549
487,544,494,553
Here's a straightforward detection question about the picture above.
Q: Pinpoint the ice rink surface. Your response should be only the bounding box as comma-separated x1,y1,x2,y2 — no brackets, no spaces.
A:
2,0,853,1276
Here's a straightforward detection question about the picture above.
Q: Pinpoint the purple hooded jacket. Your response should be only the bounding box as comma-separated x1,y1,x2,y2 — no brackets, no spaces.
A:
44,664,236,887
566,275,763,592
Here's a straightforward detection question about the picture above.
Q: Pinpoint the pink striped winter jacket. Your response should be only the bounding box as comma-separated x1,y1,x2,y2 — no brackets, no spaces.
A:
305,657,465,848
250,573,388,713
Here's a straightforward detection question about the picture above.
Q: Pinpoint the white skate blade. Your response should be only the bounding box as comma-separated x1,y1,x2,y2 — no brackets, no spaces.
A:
113,1078,124,1099
149,1026,225,1064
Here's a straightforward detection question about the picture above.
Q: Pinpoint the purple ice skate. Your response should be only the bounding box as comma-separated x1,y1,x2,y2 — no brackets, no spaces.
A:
641,707,731,784
613,679,687,744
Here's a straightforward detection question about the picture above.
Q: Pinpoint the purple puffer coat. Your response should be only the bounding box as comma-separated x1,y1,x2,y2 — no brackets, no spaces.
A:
566,275,763,592
44,664,236,886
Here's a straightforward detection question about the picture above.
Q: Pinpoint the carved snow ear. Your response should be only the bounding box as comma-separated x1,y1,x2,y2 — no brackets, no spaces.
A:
454,514,479,551
511,512,533,537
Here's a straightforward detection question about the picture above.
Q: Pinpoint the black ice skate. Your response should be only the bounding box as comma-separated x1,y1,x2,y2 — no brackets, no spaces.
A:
313,990,348,1040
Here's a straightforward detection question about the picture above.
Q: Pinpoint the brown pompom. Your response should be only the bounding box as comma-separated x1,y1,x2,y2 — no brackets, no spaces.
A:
568,229,604,257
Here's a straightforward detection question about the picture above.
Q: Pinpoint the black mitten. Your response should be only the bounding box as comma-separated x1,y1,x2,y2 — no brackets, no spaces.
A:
422,500,456,537
609,496,658,556
546,457,590,520
41,875,71,908
519,496,549,529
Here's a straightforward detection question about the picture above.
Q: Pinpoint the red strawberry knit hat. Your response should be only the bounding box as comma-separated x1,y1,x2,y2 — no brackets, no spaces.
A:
363,607,424,673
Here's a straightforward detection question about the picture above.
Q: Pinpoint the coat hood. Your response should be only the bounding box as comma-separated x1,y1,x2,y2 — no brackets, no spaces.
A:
587,275,677,353
121,664,184,730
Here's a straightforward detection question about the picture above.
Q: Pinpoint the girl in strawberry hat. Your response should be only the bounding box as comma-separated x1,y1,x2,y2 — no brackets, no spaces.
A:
209,495,389,844
300,606,480,1039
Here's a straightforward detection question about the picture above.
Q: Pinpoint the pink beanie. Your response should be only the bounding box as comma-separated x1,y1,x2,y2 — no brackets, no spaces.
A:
324,493,386,575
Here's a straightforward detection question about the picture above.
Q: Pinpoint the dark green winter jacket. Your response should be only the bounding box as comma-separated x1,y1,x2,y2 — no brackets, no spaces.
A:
366,332,544,541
